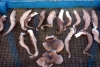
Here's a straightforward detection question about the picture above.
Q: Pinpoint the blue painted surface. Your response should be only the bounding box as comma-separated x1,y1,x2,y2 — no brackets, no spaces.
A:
0,2,7,13
4,20,21,67
0,1,100,13
0,0,97,1
6,1,100,8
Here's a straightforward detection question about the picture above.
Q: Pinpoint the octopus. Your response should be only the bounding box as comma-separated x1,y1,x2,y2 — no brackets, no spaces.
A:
36,50,63,67
42,35,64,52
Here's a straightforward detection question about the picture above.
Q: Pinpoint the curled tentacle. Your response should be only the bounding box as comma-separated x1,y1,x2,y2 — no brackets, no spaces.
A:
25,12,38,29
80,10,91,32
63,10,72,31
73,10,81,33
41,10,56,30
75,31,93,57
64,27,75,58
91,10,98,29
19,32,34,57
36,10,46,31
27,29,39,59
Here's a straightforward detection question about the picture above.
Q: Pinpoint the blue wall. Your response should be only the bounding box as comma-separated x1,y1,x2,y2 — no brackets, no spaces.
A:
0,2,7,13
7,1,100,8
0,1,100,13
